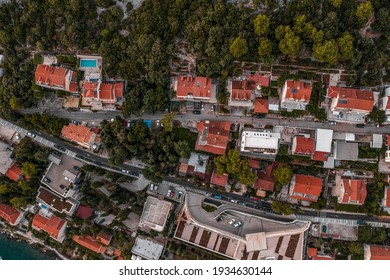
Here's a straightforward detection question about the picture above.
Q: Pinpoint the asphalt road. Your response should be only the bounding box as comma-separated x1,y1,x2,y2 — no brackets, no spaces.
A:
20,107,390,134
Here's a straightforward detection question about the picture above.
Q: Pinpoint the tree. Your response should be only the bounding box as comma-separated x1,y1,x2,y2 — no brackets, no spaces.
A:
272,165,293,186
278,30,301,57
258,38,272,58
161,112,174,132
21,162,37,177
313,40,339,65
337,33,354,61
356,1,374,24
330,0,342,8
367,106,386,124
271,200,292,215
10,197,28,209
348,242,363,255
253,14,270,36
229,37,248,59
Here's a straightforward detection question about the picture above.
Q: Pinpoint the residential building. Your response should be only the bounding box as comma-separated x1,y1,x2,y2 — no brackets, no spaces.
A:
307,248,334,260
5,162,22,182
72,235,107,254
171,76,217,103
327,86,374,123
0,142,23,182
382,187,390,214
280,80,312,111
371,134,383,149
239,129,281,159
289,174,323,202
253,98,269,114
195,121,230,155
313,129,333,162
253,164,276,196
131,236,164,260
35,64,78,93
96,232,112,246
364,245,390,260
61,124,101,150
36,187,78,216
332,176,367,205
382,87,390,122
210,170,229,188
178,152,209,179
76,205,94,220
292,136,315,156
138,196,172,232
32,213,67,243
0,203,23,226
81,81,124,110
41,153,83,198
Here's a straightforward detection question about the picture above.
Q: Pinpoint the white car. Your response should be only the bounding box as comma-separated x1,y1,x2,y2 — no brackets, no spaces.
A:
229,218,236,225
234,221,242,227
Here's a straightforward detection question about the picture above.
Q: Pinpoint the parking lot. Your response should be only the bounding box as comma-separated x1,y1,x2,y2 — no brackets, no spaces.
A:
147,181,185,203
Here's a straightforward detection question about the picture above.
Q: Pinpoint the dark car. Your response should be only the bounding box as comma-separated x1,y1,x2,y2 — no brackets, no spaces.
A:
230,123,235,131
130,171,139,177
356,124,365,128
73,166,81,171
193,110,201,115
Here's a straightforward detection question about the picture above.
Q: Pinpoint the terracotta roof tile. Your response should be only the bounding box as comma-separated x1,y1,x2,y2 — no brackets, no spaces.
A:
72,235,107,254
96,231,112,246
61,124,99,147
35,64,77,93
32,213,66,239
367,245,390,260
341,179,367,205
195,121,230,155
176,76,212,99
284,80,312,102
329,86,374,111
386,188,390,207
0,203,22,225
253,98,269,114
248,159,260,169
312,151,329,161
210,170,228,187
5,162,22,182
244,74,270,87
290,174,323,202
253,165,275,192
293,136,315,155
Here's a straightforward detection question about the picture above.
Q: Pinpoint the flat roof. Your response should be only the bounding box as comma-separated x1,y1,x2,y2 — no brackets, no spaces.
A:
139,196,172,232
36,187,76,215
241,130,280,150
315,129,333,153
42,154,83,196
131,237,164,260
188,152,209,174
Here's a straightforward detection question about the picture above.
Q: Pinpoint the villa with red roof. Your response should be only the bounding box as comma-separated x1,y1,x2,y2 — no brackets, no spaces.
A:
32,213,67,243
382,187,390,214
289,174,323,202
195,120,230,155
382,87,390,122
61,124,101,150
253,98,269,114
280,80,312,111
327,86,374,123
253,164,276,196
0,203,23,226
364,245,390,260
5,162,22,182
0,141,23,182
171,76,217,102
292,136,315,156
72,235,107,254
307,248,334,260
35,64,78,93
332,176,367,205
81,81,124,110
312,129,334,163
210,170,229,188
96,231,112,246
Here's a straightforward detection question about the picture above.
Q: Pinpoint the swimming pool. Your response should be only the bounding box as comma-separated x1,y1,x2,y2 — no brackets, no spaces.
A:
80,59,97,68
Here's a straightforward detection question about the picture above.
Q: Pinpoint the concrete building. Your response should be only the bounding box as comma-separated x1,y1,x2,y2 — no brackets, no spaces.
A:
178,152,209,179
131,236,164,260
239,129,281,159
36,187,78,216
280,80,312,111
139,196,172,232
32,213,67,243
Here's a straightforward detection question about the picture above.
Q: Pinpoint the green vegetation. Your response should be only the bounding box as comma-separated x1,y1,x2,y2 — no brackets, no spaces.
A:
172,127,197,152
201,204,217,213
358,145,380,159
214,149,256,186
358,224,388,244
272,164,293,186
161,112,174,132
271,200,293,215
356,1,374,24
307,82,327,121
229,37,248,59
21,113,69,137
367,106,387,124
253,14,270,36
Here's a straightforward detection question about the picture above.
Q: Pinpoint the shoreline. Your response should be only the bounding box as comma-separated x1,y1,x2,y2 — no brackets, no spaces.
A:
0,225,68,260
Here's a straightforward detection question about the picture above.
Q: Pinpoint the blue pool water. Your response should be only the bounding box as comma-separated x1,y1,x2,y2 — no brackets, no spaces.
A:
144,120,152,128
80,59,97,68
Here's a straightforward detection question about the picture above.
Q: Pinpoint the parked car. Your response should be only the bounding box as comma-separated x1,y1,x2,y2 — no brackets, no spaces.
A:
234,221,242,227
201,103,204,111
328,121,336,125
238,201,246,206
167,189,172,197
229,218,236,225
230,199,238,203
73,166,81,171
251,197,260,201
26,132,36,138
213,194,222,199
170,191,175,198
193,110,201,115
230,123,235,131
130,171,139,177
356,124,365,128
121,169,129,174
216,215,224,222
178,191,183,199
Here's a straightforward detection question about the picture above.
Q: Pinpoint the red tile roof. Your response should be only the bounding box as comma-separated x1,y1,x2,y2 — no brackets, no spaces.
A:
176,76,212,99
35,64,77,93
244,74,270,87
385,188,390,207
61,124,98,146
99,82,124,103
32,213,66,239
5,162,22,182
96,231,112,246
284,80,312,102
72,235,107,254
387,135,390,147
293,136,315,155
312,151,330,162
328,86,374,112
82,81,99,98
0,203,22,225
308,248,317,257
76,205,94,220
367,245,390,260
253,165,275,192
210,170,228,187
248,159,260,169
341,179,367,205
231,80,255,101
290,174,323,202
195,121,230,155
253,98,269,114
